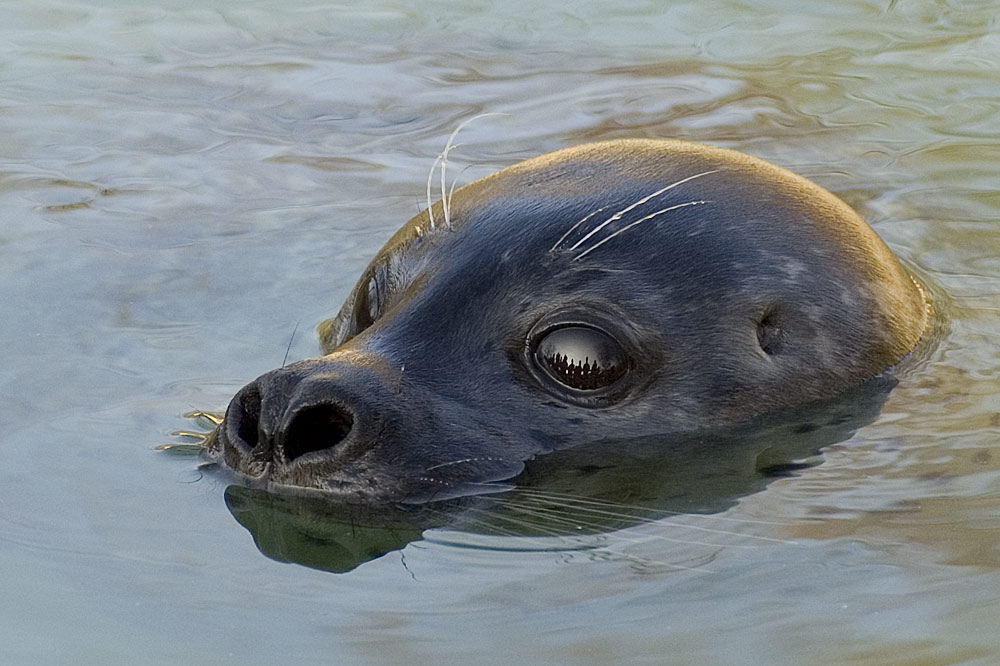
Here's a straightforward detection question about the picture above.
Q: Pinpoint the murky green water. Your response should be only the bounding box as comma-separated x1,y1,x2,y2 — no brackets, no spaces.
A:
3,0,1000,664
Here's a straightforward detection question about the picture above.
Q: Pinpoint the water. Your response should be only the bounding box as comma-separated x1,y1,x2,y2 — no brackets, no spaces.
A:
2,0,999,664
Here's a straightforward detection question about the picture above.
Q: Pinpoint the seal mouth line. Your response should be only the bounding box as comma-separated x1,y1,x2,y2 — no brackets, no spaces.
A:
424,456,513,472
564,168,721,253
573,200,710,261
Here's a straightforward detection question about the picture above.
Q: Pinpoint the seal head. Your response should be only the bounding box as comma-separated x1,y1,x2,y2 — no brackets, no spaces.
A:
208,139,930,503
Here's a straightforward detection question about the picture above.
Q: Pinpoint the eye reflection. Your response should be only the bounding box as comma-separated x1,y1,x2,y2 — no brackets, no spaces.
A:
534,325,628,391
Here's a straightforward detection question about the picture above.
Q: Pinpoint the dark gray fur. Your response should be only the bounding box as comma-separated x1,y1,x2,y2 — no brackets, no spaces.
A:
207,139,930,504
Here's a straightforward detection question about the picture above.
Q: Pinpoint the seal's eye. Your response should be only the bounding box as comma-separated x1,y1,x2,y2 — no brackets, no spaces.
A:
353,276,378,332
352,270,386,335
534,326,629,391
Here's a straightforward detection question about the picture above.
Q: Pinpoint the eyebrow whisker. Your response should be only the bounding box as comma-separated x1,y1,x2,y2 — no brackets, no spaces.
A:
566,169,720,252
573,200,710,261
550,205,610,252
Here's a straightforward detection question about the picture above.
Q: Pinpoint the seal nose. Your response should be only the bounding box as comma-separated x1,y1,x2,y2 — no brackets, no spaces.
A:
279,400,355,462
218,357,390,472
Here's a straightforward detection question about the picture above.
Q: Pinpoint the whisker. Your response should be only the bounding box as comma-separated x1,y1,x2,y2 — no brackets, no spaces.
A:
566,169,720,252
438,112,506,229
183,410,224,426
406,476,513,505
282,319,301,368
500,496,656,530
425,153,443,230
170,430,212,440
550,205,610,252
419,501,522,536
439,140,461,229
423,500,576,543
513,488,794,527
469,507,578,540
499,498,769,548
573,200,709,262
419,494,729,571
452,501,717,571
424,456,513,472
437,483,792,548
505,500,795,548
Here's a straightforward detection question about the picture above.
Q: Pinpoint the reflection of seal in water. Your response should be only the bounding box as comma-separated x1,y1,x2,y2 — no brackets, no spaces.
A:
206,139,931,504
223,376,897,573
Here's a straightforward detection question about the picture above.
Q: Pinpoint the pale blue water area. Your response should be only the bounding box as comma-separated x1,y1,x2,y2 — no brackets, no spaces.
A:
2,0,1000,664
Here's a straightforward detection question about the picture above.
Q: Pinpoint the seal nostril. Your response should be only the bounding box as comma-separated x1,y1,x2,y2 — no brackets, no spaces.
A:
282,403,355,462
229,383,261,453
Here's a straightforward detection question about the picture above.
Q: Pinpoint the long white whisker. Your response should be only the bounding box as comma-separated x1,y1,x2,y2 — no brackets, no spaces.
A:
424,456,513,472
420,503,535,540
513,488,792,526
425,153,443,230
499,499,759,550
475,500,719,571
550,205,610,252
439,112,506,229
425,499,590,543
439,141,461,229
566,169,720,252
477,506,586,540
573,200,709,262
507,495,794,544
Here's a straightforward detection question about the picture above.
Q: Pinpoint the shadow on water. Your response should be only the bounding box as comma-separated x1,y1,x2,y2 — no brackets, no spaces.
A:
222,375,896,573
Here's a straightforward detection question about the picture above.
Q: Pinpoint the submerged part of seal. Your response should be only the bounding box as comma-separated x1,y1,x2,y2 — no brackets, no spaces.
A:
223,375,897,573
207,139,930,504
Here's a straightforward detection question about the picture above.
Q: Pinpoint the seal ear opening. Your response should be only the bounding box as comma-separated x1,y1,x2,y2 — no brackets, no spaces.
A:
756,306,785,356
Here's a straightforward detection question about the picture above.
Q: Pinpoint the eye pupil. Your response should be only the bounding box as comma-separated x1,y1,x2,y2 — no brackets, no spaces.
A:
547,353,614,390
535,326,628,391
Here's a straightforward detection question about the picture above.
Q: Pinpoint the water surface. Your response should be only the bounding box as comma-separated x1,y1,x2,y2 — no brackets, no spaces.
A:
3,1,1000,664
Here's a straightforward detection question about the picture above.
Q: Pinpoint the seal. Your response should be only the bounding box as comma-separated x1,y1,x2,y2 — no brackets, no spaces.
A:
206,139,930,504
